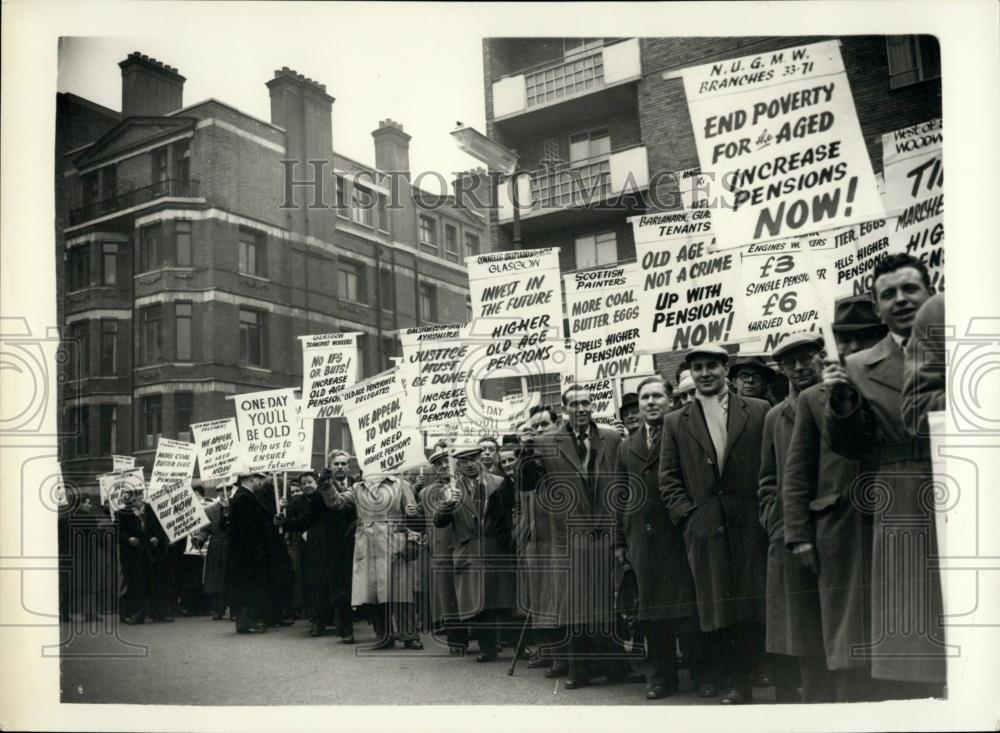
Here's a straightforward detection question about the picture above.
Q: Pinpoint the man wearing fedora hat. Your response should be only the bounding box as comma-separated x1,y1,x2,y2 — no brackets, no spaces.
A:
821,253,944,698
782,294,886,701
729,355,779,406
659,344,770,704
758,332,833,702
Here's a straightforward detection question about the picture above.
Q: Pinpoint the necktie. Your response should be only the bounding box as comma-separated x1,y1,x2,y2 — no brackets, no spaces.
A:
575,431,589,467
646,424,660,453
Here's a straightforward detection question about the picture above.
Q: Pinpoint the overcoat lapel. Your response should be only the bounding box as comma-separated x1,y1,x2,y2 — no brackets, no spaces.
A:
865,334,903,393
557,430,585,476
724,393,749,459
684,401,716,462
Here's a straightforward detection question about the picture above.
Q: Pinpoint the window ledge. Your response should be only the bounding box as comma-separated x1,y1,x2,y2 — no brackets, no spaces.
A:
134,267,196,278
340,299,372,308
242,365,272,373
237,272,270,283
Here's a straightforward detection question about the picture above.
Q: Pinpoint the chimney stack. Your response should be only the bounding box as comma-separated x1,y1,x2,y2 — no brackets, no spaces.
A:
372,118,411,182
119,52,185,117
267,67,335,164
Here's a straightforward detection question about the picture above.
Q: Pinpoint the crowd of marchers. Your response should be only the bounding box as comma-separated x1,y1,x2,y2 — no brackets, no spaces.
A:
60,252,947,705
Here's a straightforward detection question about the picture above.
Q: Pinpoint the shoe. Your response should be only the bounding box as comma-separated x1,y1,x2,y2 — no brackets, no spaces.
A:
237,624,267,634
211,613,225,621
526,657,552,669
449,645,466,656
370,637,395,650
753,672,774,687
775,687,801,704
123,615,144,625
544,664,568,679
563,678,590,690
647,685,676,700
608,670,645,684
697,681,720,697
339,635,356,644
404,639,423,650
720,687,753,705
309,623,325,637
476,651,498,663
161,616,174,622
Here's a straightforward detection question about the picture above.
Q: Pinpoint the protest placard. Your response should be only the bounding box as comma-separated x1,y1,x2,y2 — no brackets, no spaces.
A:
101,468,146,512
631,209,743,352
299,332,360,418
190,418,240,481
882,119,944,291
146,438,208,544
678,167,735,212
112,455,135,472
739,234,831,352
502,391,541,432
424,399,508,449
398,324,473,428
341,369,426,476
291,396,315,471
826,217,893,299
679,40,884,248
466,248,565,379
229,387,301,473
564,263,655,381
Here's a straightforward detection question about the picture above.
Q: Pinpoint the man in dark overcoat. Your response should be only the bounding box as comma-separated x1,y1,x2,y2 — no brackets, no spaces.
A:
522,386,643,689
822,253,945,699
433,444,514,662
783,295,886,701
659,344,770,704
224,466,272,633
615,376,698,700
758,332,832,702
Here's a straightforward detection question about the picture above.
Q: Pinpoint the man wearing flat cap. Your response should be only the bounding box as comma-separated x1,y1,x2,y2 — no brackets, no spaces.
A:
758,332,832,702
730,355,779,406
782,295,886,701
433,444,514,662
659,344,770,704
224,463,274,634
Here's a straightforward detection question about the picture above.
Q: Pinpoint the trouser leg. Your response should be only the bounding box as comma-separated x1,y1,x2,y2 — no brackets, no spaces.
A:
772,654,801,702
643,619,679,690
392,602,418,641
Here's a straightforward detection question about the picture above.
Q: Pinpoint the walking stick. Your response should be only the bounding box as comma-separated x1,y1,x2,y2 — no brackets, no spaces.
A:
507,612,532,676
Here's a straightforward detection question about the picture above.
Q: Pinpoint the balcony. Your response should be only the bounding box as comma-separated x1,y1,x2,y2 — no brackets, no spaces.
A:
498,145,649,226
492,39,641,135
69,179,201,227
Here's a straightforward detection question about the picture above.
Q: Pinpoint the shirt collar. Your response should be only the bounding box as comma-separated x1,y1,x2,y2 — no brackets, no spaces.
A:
890,331,906,347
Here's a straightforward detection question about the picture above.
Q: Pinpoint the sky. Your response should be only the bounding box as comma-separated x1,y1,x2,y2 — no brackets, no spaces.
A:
56,11,491,193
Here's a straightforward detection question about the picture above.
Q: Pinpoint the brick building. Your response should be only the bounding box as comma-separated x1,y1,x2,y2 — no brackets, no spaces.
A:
57,52,487,481
480,36,941,399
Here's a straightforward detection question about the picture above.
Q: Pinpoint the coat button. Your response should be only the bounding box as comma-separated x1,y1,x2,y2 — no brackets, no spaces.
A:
707,458,714,465
716,526,725,535
645,523,652,531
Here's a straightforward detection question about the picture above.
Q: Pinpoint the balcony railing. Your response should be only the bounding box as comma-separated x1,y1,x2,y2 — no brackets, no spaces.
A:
497,145,649,222
529,157,611,210
69,179,200,226
492,39,641,118
524,49,605,108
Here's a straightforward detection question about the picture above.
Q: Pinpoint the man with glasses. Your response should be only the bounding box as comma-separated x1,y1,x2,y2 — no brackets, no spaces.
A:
758,332,832,702
730,355,779,406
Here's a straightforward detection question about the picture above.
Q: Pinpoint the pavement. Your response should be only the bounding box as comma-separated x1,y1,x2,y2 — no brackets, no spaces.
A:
57,615,776,706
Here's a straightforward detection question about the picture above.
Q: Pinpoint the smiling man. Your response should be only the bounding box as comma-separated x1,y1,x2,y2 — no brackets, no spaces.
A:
822,252,944,699
659,344,770,704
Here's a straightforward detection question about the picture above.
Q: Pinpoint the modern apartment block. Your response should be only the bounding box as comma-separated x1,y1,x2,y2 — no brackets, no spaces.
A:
481,36,942,398
56,52,487,480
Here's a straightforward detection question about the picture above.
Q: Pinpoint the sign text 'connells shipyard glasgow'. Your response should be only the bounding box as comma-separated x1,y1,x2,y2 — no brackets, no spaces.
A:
465,248,565,379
